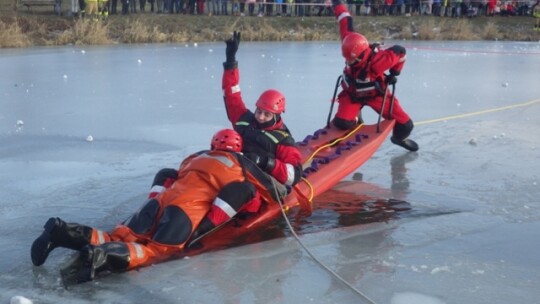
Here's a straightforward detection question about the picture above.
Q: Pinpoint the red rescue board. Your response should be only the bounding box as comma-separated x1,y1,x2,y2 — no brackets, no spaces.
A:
182,120,395,256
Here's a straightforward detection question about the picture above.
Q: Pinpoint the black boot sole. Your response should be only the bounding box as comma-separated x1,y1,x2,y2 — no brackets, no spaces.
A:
31,217,59,266
391,136,419,152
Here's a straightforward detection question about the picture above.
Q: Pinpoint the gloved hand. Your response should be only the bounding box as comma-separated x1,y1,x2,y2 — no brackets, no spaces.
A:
245,153,275,172
385,74,397,85
225,31,241,63
369,42,381,50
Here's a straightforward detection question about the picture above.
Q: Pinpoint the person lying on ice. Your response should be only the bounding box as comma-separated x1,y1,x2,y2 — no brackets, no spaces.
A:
31,129,284,283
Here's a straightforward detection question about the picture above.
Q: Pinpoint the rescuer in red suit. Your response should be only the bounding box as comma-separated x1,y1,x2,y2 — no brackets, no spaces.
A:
332,1,419,152
222,31,304,187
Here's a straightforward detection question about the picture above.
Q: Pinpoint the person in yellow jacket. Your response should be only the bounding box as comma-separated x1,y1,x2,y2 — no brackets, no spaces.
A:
534,1,540,31
30,129,283,283
86,0,99,15
98,0,110,17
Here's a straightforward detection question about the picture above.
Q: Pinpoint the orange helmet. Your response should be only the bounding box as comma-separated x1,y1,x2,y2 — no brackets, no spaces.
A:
341,33,370,63
211,129,243,153
255,89,286,114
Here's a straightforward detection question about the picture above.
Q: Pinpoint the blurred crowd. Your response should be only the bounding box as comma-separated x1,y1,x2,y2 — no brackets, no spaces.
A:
62,0,538,18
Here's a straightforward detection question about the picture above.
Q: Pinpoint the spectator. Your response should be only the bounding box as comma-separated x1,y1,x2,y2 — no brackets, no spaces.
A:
257,0,265,16
209,0,219,14
247,0,256,14
129,0,137,12
432,0,441,15
364,0,372,14
384,0,393,15
266,0,274,15
394,0,404,14
534,1,540,31
487,0,496,15
353,0,363,15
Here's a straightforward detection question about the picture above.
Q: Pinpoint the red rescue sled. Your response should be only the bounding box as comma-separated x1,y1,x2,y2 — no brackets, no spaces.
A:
183,119,395,255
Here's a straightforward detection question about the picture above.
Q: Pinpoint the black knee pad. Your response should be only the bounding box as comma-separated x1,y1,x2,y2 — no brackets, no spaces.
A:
333,117,356,130
125,199,160,234
388,45,406,56
152,206,192,245
393,119,414,142
151,168,178,187
218,181,256,211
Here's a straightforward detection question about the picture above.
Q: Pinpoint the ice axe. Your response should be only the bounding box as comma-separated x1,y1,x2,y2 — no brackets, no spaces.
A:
377,81,396,133
326,74,343,128
389,82,396,119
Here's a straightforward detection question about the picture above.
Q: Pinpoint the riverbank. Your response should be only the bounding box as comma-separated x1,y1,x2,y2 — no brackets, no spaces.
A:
1,9,539,48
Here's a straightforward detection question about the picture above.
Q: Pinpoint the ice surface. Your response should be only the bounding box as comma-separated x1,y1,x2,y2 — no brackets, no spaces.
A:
1,41,540,304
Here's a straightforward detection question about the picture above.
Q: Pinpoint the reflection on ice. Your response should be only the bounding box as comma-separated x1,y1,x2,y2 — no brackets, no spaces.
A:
9,295,34,304
391,292,446,304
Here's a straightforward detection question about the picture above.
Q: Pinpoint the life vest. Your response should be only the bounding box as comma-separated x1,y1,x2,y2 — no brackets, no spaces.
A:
234,111,296,159
341,46,385,103
158,151,247,211
167,150,281,205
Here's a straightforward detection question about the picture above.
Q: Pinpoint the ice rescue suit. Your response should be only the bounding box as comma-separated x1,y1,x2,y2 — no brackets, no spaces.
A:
333,3,415,142
222,63,302,187
87,149,281,270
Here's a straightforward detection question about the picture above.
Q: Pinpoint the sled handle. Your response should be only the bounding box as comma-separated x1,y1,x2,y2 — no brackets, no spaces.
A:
326,75,343,128
377,82,397,133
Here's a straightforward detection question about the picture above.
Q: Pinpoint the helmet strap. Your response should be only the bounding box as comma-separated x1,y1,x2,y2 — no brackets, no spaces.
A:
256,114,280,129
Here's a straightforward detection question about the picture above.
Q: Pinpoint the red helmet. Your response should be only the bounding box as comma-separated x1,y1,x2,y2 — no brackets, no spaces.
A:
255,89,286,114
341,33,370,63
211,129,243,153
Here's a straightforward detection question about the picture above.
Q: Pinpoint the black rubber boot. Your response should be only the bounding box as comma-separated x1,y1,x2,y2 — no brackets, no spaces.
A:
187,217,216,248
31,217,93,266
391,136,419,152
77,242,131,283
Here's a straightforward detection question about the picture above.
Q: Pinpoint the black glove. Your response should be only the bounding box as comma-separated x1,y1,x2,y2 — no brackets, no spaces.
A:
369,42,381,50
245,153,275,172
225,31,241,63
385,74,397,85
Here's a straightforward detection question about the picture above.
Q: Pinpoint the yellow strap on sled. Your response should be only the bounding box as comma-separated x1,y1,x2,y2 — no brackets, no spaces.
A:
302,123,364,168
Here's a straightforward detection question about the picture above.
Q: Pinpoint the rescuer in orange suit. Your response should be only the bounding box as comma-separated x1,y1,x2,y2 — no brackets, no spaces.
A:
30,129,283,283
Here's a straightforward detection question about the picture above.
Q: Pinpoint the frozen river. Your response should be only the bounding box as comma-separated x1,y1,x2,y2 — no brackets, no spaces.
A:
1,40,540,304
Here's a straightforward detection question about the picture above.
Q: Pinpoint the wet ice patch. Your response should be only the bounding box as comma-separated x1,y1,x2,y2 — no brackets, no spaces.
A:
472,269,485,275
431,266,451,274
15,120,24,133
391,292,446,304
10,296,33,304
